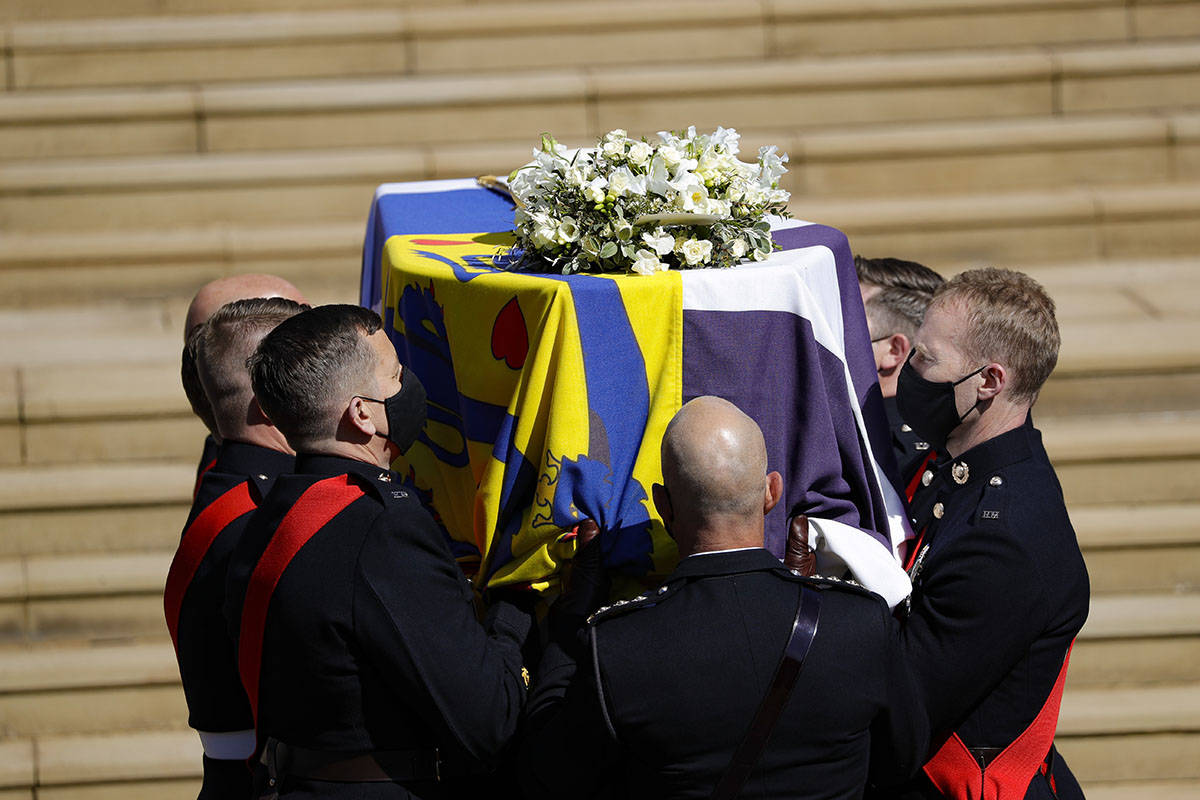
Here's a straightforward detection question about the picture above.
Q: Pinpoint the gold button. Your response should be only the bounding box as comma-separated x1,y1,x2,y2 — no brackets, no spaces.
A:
990,476,1003,487
921,470,934,486
933,502,945,519
901,424,912,432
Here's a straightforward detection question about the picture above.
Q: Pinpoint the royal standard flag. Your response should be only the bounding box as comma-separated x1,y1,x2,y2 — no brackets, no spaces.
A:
361,179,908,592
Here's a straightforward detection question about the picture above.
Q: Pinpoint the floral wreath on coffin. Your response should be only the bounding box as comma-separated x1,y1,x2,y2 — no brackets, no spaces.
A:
503,126,791,276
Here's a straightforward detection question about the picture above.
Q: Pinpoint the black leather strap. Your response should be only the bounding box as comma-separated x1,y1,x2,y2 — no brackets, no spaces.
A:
710,585,822,800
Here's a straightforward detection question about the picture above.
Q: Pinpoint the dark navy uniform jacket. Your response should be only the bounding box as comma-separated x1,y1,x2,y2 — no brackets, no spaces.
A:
224,453,531,799
172,440,293,797
891,418,1089,799
883,396,932,487
520,548,927,800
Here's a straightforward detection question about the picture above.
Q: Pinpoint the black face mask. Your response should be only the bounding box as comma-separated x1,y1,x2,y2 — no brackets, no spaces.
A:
357,370,427,454
896,355,986,453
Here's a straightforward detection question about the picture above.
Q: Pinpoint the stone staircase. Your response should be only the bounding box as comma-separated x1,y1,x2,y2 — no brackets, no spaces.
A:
1,0,1198,796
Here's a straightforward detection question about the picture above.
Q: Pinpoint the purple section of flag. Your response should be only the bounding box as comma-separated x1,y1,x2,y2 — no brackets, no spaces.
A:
773,224,901,496
683,310,890,553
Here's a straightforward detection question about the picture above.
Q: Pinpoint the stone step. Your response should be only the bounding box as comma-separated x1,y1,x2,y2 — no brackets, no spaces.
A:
0,0,490,23
1074,504,1200,595
1057,682,1200,783
22,729,201,798
4,181,1200,306
5,0,1187,91
4,111,1200,233
1083,780,1200,799
4,39,1199,160
0,552,171,644
0,642,184,737
1071,593,1200,685
1044,413,1200,507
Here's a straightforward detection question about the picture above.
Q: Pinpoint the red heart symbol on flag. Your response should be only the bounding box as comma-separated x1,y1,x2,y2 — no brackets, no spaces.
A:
491,297,528,370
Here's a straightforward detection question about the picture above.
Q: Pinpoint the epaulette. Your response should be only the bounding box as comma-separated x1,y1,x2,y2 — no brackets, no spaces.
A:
587,582,676,625
791,570,875,598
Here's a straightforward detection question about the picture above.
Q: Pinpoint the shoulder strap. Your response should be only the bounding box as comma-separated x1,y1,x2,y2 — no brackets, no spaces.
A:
710,585,822,800
237,474,366,721
164,480,257,655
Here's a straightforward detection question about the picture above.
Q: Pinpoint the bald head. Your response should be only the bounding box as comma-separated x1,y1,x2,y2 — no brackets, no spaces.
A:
656,397,782,555
184,274,308,340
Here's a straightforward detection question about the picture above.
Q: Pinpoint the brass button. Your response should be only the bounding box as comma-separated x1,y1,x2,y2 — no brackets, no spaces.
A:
990,476,1003,487
921,470,934,487
901,424,912,432
933,502,945,519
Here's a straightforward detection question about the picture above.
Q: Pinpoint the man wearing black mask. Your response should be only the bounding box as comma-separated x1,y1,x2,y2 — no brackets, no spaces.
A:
225,304,532,799
854,255,945,482
882,269,1090,800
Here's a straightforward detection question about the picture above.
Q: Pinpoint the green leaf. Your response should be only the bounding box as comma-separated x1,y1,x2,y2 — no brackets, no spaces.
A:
599,242,618,259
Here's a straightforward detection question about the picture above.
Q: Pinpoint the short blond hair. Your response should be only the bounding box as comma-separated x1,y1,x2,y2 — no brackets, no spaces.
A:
932,268,1059,403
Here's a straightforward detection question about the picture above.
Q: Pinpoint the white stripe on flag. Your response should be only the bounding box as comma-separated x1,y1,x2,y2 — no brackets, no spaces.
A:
681,245,913,560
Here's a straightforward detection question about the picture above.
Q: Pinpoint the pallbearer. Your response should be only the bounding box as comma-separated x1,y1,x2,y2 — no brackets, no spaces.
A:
180,274,308,487
885,269,1089,800
226,305,532,799
166,297,307,799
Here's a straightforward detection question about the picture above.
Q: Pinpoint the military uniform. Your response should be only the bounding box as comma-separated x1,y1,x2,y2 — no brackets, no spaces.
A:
166,439,294,799
194,433,220,495
891,418,1089,800
520,547,926,800
224,453,531,799
883,396,932,487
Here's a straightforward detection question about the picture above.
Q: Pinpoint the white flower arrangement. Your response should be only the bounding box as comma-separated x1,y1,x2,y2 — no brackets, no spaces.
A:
506,127,791,276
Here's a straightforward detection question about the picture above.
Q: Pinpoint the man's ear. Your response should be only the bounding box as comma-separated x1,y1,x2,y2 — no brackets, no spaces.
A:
247,396,270,427
346,396,378,438
652,482,672,528
764,470,783,515
879,333,910,372
977,363,1007,401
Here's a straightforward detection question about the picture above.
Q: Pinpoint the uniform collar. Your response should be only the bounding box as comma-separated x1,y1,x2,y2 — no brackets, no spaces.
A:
294,452,398,488
935,415,1038,491
213,439,294,481
668,547,785,582
882,395,903,431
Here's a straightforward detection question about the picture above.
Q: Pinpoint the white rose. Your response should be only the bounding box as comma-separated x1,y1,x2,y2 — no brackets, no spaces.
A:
584,176,608,203
556,217,580,244
608,169,631,196
532,223,557,249
602,139,625,159
680,239,713,266
642,230,675,257
729,238,748,259
627,140,653,167
658,144,684,168
565,168,587,188
631,248,664,276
